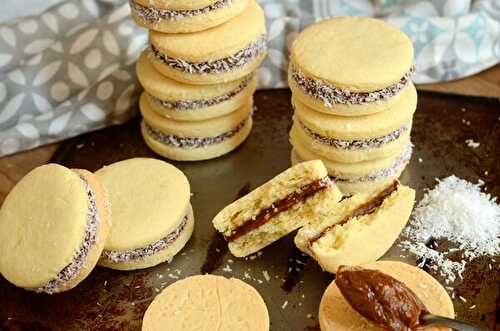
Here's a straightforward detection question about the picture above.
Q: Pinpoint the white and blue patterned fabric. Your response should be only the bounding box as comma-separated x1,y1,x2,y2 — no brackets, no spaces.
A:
0,0,499,157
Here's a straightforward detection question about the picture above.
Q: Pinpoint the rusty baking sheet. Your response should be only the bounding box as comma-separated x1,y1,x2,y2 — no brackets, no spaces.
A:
0,89,498,330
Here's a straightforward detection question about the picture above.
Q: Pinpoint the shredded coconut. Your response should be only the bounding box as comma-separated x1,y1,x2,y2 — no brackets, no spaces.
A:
465,139,480,148
400,176,500,284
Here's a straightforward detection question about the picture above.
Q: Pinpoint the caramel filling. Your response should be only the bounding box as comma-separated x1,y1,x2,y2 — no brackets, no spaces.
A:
308,181,399,246
225,177,332,242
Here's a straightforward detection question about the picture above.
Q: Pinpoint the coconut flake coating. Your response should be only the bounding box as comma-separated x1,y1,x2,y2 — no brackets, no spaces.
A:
144,117,248,149
300,121,410,150
102,210,190,263
131,0,232,23
291,65,414,107
149,75,253,111
149,34,267,75
333,144,413,183
34,175,100,294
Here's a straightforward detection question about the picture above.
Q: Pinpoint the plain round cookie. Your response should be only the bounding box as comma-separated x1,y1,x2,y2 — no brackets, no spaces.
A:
137,52,257,121
319,261,454,331
95,158,192,269
291,17,414,92
0,164,110,293
149,0,266,84
132,0,249,33
142,275,269,331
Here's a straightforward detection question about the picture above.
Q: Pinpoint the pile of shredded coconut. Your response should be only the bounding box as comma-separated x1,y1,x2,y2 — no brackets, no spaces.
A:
400,176,500,284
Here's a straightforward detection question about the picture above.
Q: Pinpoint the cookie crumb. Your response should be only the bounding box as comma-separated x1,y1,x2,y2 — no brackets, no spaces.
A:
465,139,480,148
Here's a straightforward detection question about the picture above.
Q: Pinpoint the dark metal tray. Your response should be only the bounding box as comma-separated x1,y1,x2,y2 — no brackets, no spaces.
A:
0,89,498,330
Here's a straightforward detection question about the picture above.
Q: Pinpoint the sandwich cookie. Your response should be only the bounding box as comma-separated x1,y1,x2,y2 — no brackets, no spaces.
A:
295,181,415,273
148,0,267,85
137,51,257,121
140,93,253,161
142,275,269,331
212,160,342,257
96,158,193,270
0,164,111,294
289,16,414,116
131,0,249,33
319,261,454,331
291,87,416,163
291,136,413,195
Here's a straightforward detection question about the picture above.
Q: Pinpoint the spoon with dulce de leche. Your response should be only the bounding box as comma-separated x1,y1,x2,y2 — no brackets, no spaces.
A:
335,265,490,331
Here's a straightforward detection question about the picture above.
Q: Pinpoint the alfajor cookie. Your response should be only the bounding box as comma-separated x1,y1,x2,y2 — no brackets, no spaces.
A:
96,158,193,270
148,0,267,85
0,164,111,294
131,0,248,33
289,17,414,116
137,51,257,121
212,160,342,257
140,93,253,161
291,136,413,195
142,275,269,331
319,261,454,331
295,181,415,273
291,87,416,161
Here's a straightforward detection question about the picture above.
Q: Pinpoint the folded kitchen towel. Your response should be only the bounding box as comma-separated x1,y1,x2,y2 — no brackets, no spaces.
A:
0,0,499,157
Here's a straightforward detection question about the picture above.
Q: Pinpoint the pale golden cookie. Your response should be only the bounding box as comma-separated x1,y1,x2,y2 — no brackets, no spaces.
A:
0,164,110,293
149,0,266,84
96,158,193,270
212,160,342,257
319,261,454,331
295,182,415,273
142,275,269,331
137,51,257,121
132,0,249,33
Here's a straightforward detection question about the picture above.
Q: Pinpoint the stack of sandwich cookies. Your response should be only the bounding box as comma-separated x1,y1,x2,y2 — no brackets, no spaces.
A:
212,160,342,257
96,158,194,270
288,17,416,195
295,181,415,273
0,164,111,294
130,0,266,161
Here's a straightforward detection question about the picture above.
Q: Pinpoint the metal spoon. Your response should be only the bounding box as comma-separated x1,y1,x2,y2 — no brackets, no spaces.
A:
420,314,491,331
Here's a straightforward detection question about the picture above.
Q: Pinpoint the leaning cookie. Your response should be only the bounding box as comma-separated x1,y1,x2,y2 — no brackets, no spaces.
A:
148,0,266,85
96,158,194,270
319,261,454,331
212,160,343,257
0,164,111,294
142,275,269,331
131,0,249,33
137,51,257,121
295,181,415,273
289,17,414,116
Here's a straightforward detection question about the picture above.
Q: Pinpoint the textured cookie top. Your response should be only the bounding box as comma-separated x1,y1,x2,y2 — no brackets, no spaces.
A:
140,94,252,136
137,52,251,101
291,17,414,92
149,0,265,62
293,84,417,140
135,0,219,10
319,261,454,331
0,164,90,288
143,275,269,331
95,158,190,251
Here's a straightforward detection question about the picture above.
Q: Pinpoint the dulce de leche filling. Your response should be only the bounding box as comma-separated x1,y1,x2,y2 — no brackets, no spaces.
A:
308,181,399,246
225,177,332,242
336,265,426,331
